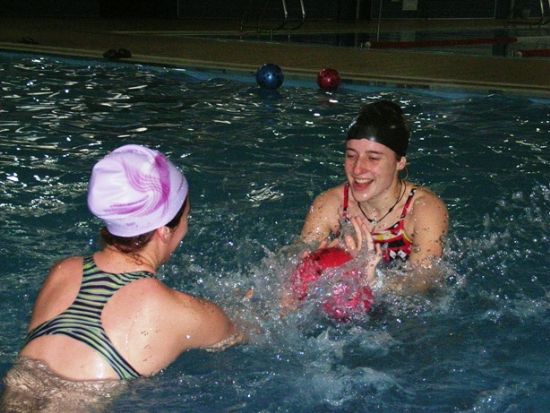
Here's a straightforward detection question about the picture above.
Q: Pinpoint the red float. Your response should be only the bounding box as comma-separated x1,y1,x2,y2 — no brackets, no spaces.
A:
290,247,374,321
516,48,550,58
316,68,341,91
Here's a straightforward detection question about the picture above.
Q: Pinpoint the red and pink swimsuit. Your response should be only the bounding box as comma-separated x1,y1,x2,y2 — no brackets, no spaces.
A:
342,183,416,262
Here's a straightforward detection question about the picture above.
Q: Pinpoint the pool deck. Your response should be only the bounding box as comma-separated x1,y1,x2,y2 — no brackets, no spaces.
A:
0,17,549,97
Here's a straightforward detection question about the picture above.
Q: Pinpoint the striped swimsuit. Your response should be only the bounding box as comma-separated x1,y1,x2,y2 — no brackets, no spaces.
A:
25,256,154,380
343,183,416,262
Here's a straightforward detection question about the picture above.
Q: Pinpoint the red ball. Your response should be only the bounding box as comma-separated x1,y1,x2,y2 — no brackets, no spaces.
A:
322,284,374,322
316,68,341,91
290,247,374,321
291,247,352,300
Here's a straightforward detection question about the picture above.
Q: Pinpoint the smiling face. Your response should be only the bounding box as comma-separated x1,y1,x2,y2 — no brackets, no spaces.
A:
344,139,406,203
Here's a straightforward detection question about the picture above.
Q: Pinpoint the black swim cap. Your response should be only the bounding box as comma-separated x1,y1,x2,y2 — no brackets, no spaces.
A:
346,100,410,157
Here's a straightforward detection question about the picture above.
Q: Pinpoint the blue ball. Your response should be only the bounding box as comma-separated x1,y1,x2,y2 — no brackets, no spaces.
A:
256,63,284,90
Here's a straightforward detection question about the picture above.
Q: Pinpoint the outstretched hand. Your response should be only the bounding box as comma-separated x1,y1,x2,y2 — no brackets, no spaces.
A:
343,217,383,287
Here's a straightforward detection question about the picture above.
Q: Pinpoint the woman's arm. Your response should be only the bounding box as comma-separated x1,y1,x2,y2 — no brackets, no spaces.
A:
300,187,342,244
408,191,448,268
168,290,244,352
385,191,448,294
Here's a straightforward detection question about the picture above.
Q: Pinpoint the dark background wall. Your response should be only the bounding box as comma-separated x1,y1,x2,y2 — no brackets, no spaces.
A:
0,0,101,16
0,0,539,20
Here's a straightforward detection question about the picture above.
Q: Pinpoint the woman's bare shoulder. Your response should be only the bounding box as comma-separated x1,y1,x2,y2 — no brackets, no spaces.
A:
166,288,226,317
307,183,346,215
151,287,238,350
313,183,345,203
411,185,447,208
302,183,347,243
408,185,448,227
43,256,85,283
138,282,225,321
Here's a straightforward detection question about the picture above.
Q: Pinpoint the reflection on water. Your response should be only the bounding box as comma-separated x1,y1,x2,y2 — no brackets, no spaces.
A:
0,52,548,412
2,358,125,413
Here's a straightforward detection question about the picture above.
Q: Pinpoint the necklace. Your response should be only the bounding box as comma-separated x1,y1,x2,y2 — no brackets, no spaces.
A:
358,181,406,226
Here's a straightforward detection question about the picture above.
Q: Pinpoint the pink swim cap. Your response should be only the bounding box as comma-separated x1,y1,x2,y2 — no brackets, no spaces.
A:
87,144,188,237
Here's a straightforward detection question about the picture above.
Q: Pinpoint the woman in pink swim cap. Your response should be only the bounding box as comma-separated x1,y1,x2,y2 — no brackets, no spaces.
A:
4,145,242,408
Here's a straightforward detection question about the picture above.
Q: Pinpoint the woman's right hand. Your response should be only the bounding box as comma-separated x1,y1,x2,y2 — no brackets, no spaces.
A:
343,217,382,287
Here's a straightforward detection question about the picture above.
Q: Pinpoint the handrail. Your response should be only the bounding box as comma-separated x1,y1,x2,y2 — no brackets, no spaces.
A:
286,0,306,30
240,0,306,33
376,0,383,41
538,0,550,25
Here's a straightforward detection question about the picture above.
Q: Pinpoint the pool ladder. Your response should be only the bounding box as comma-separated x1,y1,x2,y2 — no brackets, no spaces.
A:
540,0,550,25
240,0,306,32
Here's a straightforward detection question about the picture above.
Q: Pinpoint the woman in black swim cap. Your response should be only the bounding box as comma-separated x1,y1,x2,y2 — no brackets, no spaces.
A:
347,100,409,157
301,100,448,294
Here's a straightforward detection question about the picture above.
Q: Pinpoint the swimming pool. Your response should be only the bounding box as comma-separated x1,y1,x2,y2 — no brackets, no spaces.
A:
0,52,548,412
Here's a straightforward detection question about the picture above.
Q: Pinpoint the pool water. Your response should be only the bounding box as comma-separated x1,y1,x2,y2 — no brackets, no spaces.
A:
0,53,549,412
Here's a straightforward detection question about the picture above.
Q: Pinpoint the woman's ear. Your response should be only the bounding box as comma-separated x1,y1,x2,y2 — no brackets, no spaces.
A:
156,226,172,243
397,156,407,171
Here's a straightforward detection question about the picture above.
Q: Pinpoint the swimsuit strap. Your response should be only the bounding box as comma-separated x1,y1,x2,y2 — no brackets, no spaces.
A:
372,188,416,262
342,183,350,220
25,257,154,380
384,187,417,232
399,187,417,219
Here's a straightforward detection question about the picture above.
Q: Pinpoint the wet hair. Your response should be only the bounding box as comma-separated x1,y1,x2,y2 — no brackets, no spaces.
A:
346,100,410,158
100,196,188,254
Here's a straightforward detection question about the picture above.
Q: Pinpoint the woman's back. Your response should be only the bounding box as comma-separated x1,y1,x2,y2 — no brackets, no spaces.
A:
20,250,239,381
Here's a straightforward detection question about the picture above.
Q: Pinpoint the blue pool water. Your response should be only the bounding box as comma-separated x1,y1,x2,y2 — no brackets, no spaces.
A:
0,52,549,412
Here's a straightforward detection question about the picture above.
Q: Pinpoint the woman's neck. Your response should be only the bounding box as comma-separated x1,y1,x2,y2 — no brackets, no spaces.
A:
97,246,159,274
358,180,406,224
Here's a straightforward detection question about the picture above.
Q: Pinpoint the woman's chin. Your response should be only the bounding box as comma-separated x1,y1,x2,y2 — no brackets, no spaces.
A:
351,185,373,200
